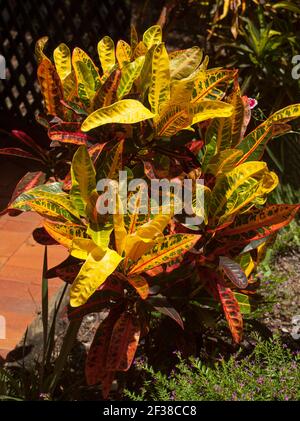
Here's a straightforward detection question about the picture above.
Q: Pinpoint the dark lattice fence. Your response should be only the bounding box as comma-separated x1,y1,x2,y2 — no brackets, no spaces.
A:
0,0,130,124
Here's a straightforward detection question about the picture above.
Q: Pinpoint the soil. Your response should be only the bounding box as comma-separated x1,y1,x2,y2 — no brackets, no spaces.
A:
260,247,300,339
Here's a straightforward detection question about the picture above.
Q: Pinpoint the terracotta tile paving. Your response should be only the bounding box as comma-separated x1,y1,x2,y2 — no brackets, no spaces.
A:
0,212,68,357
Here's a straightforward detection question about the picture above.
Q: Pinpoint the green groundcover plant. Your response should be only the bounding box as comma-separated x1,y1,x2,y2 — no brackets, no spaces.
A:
1,24,300,399
125,336,300,401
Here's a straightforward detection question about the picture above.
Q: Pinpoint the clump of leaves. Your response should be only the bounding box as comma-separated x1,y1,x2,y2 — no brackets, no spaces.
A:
3,24,300,399
125,335,300,401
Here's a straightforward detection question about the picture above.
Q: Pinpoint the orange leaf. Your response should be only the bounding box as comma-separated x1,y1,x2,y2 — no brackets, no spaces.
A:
85,312,119,385
216,281,243,344
37,59,64,117
128,275,149,299
106,312,141,371
222,204,300,236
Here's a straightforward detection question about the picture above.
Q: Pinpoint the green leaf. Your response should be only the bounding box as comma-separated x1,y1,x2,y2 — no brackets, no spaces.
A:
117,56,145,99
72,48,101,108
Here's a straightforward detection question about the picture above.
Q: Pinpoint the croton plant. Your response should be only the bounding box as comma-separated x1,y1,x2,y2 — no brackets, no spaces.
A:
2,25,300,397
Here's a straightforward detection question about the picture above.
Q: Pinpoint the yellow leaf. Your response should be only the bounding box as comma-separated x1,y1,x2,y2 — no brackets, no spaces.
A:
116,40,131,68
192,69,236,103
37,59,64,117
143,25,162,49
81,99,155,131
113,195,127,256
125,213,171,262
190,100,233,125
170,47,203,81
133,41,148,59
43,220,88,249
128,234,200,276
54,43,72,81
155,103,191,137
70,238,97,260
35,36,50,64
70,248,123,307
148,43,170,115
210,162,279,225
98,36,116,73
206,149,243,176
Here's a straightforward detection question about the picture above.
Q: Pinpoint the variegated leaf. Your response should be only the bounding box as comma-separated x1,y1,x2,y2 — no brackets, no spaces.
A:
53,43,72,81
221,204,300,236
170,47,203,81
105,312,141,371
128,275,149,299
190,100,233,125
128,233,200,276
148,43,170,115
143,25,162,49
37,59,64,116
93,68,121,109
70,248,123,307
155,103,191,137
209,162,279,225
116,40,131,68
216,281,243,343
192,69,236,103
72,48,101,108
98,36,116,73
70,146,96,216
219,256,248,289
81,99,155,131
117,56,145,99
85,311,119,386
43,220,88,249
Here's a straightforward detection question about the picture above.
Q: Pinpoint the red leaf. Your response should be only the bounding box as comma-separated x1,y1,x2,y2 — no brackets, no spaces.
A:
85,311,120,385
105,312,141,371
0,148,42,161
100,370,116,400
11,130,45,157
186,140,204,155
146,295,184,329
216,281,243,344
48,122,94,145
199,268,243,343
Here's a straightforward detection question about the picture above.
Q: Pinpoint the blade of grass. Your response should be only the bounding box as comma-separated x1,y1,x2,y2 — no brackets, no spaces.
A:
40,246,48,393
46,318,82,395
